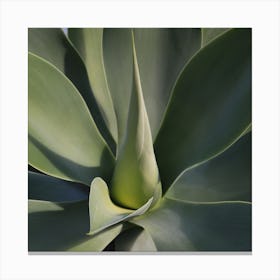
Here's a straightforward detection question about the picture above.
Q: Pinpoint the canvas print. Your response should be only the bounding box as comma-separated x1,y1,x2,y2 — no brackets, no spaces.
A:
28,28,252,252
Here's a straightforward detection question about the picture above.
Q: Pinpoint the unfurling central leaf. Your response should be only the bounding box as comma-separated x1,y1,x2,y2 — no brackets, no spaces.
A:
110,31,162,209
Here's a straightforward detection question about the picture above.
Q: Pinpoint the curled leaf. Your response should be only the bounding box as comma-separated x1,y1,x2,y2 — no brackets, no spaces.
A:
88,177,153,236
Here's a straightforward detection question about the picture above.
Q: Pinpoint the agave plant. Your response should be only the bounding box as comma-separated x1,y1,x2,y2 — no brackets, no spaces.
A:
28,28,251,252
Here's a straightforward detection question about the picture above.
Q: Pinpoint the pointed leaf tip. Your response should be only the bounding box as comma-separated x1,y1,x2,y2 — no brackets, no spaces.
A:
110,31,162,209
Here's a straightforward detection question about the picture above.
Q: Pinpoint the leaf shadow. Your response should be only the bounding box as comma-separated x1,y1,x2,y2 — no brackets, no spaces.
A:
29,134,114,186
28,171,90,202
28,201,90,251
64,44,116,155
175,202,252,251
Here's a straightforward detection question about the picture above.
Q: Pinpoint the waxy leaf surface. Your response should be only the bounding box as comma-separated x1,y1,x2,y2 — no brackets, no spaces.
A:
68,28,118,144
28,28,114,151
155,28,252,191
133,198,251,251
88,177,153,235
115,226,157,252
166,133,251,202
28,171,89,202
102,28,133,147
111,33,162,209
29,200,122,251
28,53,114,185
133,28,201,139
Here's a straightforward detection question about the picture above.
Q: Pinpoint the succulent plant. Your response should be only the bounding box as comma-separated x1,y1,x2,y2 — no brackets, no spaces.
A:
28,28,251,252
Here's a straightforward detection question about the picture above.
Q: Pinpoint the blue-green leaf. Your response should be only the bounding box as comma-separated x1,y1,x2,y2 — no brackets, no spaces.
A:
133,28,201,139
28,28,115,152
28,53,114,185
69,28,201,144
28,171,89,202
110,32,162,209
29,200,122,251
68,28,118,144
68,225,123,252
102,28,133,146
166,132,251,202
155,28,252,191
88,177,153,236
114,226,157,252
132,198,251,251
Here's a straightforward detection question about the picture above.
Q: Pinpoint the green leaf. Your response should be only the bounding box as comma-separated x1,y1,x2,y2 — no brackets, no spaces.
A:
110,32,162,209
133,28,201,139
102,28,133,146
201,28,230,46
88,177,153,236
29,200,122,251
155,28,252,191
68,28,118,143
114,226,157,252
166,132,251,202
242,123,252,136
29,200,87,251
28,164,41,173
132,198,251,251
28,53,114,185
28,171,89,202
28,28,115,153
29,28,74,72
68,225,123,252
68,28,201,144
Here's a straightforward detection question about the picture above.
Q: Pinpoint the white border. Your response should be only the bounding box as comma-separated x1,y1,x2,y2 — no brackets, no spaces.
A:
1,0,279,279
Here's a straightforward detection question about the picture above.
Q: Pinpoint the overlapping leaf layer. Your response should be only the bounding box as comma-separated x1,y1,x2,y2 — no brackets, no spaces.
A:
28,28,251,252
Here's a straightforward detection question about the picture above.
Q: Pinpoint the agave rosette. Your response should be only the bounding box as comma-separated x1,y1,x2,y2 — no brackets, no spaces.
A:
28,28,251,251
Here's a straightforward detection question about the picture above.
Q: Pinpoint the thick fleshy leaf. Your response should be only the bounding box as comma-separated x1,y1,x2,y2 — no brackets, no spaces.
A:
68,28,118,143
132,198,251,251
133,28,201,139
102,28,133,146
110,34,162,209
166,132,251,202
29,28,74,72
28,171,89,202
70,28,201,143
68,225,123,252
88,178,153,235
28,53,114,185
28,29,115,153
114,226,157,252
155,28,252,191
201,28,230,46
29,200,122,251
